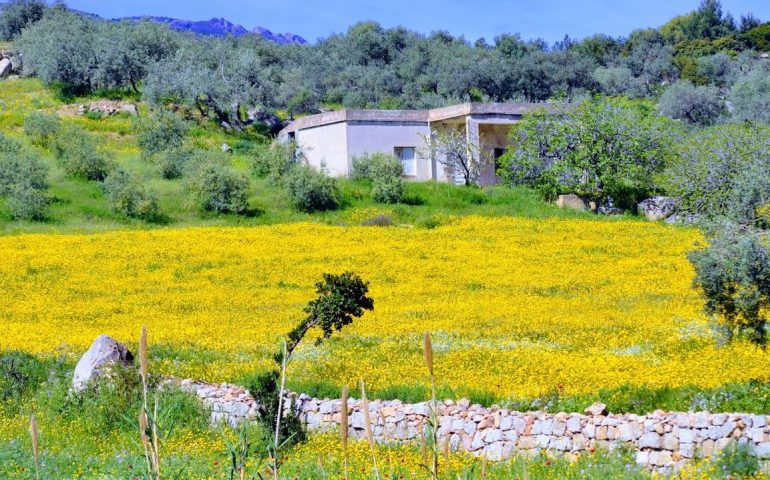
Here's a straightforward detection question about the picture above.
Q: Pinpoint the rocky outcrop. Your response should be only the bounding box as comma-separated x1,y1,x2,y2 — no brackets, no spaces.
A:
638,197,676,221
82,100,138,117
0,50,21,78
72,335,134,392
178,379,770,473
556,194,596,212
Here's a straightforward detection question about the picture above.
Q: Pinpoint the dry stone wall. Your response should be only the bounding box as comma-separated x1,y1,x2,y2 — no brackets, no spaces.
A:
177,379,770,473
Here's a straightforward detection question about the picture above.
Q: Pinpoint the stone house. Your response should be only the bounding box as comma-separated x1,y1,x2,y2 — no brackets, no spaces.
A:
278,103,544,186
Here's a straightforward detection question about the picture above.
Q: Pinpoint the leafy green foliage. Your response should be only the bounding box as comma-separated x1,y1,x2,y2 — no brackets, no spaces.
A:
156,146,195,180
716,442,760,478
188,160,251,215
730,62,770,124
104,169,163,222
0,148,49,220
285,165,341,213
665,123,770,223
136,109,190,159
658,80,723,125
500,97,676,209
352,152,405,203
689,223,770,346
0,0,46,41
53,127,111,181
23,111,61,147
252,142,298,184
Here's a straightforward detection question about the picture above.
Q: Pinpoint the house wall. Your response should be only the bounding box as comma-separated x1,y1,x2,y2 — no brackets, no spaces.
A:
294,122,349,177
480,123,514,186
346,121,432,180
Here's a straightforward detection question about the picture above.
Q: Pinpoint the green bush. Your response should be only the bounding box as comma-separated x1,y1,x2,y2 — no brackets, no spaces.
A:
285,165,341,213
156,146,195,179
0,150,50,220
189,161,250,214
253,142,298,184
716,441,760,478
0,132,21,154
352,153,405,204
53,127,111,181
0,150,48,195
136,109,190,159
6,184,49,220
23,112,61,147
0,351,56,404
104,169,163,222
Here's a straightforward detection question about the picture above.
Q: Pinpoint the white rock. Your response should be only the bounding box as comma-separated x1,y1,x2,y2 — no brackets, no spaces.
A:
72,335,133,393
638,432,661,449
0,58,11,77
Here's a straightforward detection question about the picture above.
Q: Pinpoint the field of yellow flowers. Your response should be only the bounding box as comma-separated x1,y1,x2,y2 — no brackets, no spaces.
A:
1,216,767,400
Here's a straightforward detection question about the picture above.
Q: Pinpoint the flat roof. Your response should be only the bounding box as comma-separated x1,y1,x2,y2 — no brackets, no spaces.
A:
280,102,548,133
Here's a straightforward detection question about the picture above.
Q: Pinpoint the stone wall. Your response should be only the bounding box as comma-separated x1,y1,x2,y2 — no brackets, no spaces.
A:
177,379,770,473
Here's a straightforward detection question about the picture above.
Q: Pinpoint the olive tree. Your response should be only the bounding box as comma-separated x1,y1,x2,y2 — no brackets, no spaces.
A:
730,63,770,124
0,0,47,41
690,222,770,346
665,123,770,224
658,80,723,126
16,7,98,93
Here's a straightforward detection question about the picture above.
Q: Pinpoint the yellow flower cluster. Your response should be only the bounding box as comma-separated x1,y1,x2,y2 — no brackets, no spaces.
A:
1,217,767,399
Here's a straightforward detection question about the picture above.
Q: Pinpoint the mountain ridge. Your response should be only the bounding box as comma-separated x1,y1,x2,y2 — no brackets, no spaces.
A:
120,15,308,45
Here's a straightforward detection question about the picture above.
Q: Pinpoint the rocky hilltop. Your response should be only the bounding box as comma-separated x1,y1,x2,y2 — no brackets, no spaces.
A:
122,16,307,44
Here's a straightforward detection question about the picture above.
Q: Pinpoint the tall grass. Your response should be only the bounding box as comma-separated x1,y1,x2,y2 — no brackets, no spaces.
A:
29,414,40,480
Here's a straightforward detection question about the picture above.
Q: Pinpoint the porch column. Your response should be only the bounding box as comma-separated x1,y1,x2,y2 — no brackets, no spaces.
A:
465,116,480,185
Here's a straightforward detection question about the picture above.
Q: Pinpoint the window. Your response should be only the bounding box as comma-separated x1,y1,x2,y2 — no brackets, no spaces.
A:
395,147,417,176
493,148,505,172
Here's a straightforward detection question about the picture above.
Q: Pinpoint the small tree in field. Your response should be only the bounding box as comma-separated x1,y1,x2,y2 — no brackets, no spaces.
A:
248,272,374,459
690,223,770,347
420,129,484,187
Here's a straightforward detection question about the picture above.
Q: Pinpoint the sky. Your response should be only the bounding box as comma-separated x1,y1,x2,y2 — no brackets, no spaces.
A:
63,0,770,44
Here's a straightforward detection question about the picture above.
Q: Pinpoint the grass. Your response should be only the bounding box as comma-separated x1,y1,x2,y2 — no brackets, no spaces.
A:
0,78,609,235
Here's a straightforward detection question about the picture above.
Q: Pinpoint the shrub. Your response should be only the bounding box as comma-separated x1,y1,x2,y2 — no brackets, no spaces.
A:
0,150,48,195
361,214,394,227
104,169,163,221
6,184,49,220
716,441,760,478
136,110,190,159
253,142,298,184
285,165,341,213
188,162,250,214
23,112,61,147
690,223,770,346
53,128,110,181
0,150,50,220
352,152,404,204
156,146,195,179
0,132,21,154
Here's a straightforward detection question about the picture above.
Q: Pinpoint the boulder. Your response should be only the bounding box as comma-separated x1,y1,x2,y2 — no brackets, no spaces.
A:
120,104,138,116
72,335,134,392
556,194,596,212
598,206,623,216
221,143,233,154
0,58,12,78
585,402,608,416
638,196,676,221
